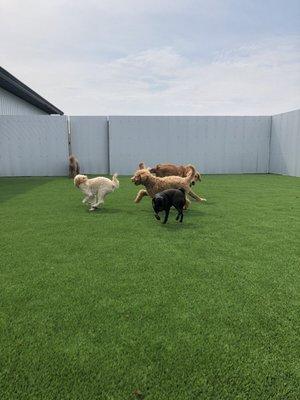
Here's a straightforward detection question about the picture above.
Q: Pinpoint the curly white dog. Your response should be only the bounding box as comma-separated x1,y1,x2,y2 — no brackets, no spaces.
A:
74,173,119,211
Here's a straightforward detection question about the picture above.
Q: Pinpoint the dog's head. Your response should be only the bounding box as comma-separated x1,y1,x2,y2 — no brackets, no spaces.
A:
152,195,165,211
152,196,164,219
69,154,77,163
186,165,202,186
74,174,88,188
131,169,151,185
191,171,202,185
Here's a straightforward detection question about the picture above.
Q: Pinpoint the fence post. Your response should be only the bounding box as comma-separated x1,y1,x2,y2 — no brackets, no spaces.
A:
107,116,110,175
267,115,273,174
67,115,72,156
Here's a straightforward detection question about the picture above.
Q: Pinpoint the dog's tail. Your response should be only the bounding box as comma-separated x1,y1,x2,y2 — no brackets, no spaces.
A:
185,165,196,184
112,173,119,189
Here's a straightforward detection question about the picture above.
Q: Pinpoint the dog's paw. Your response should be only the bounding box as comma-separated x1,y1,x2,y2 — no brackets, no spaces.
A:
155,214,160,220
200,198,207,202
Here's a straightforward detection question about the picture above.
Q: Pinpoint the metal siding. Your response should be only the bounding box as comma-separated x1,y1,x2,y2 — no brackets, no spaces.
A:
109,116,271,175
0,87,47,115
0,116,68,176
269,110,300,177
69,116,109,174
1,113,298,177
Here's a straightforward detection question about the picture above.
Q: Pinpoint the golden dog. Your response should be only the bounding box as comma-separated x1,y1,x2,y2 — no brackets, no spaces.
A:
149,163,201,186
74,173,119,211
131,165,206,208
69,155,80,178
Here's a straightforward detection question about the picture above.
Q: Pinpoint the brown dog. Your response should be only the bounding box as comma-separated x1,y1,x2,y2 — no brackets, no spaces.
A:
69,155,80,178
131,164,206,208
149,163,201,186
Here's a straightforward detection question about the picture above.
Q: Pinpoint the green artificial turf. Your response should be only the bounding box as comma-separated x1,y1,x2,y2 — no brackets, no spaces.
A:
0,174,299,400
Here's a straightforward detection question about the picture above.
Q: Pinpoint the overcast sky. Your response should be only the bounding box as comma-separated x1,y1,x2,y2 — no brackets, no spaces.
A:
1,0,299,115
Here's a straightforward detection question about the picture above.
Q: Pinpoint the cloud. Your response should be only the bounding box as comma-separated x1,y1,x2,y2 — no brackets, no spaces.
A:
5,36,298,115
0,1,299,115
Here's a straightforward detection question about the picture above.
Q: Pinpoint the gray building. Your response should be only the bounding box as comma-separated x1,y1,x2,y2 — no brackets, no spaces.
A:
0,67,63,115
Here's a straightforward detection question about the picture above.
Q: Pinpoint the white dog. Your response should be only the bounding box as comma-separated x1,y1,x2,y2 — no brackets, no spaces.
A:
74,173,119,211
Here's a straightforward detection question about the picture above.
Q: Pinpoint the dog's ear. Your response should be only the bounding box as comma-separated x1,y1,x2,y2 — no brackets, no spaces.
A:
139,162,146,169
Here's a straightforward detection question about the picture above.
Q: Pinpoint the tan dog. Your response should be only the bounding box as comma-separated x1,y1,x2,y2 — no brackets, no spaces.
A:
149,163,201,186
131,165,206,208
74,173,119,211
69,155,80,178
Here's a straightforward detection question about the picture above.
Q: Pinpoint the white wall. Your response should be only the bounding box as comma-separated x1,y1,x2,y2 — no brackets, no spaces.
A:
0,87,47,115
109,116,271,175
269,110,300,177
0,116,68,176
1,112,299,177
69,116,109,174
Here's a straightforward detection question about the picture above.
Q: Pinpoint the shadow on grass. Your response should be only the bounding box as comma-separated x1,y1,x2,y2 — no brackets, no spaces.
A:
159,221,201,230
87,207,121,214
0,177,54,204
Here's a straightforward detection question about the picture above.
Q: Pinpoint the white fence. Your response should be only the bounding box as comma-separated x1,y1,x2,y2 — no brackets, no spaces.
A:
0,115,68,176
0,111,299,177
70,116,108,174
269,110,300,177
109,116,271,175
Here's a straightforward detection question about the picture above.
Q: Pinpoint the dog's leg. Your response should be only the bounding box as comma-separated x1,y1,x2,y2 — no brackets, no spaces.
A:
180,211,184,222
188,189,206,202
90,190,105,209
82,190,94,204
134,190,148,203
175,206,184,222
82,195,93,204
90,198,103,211
163,208,170,224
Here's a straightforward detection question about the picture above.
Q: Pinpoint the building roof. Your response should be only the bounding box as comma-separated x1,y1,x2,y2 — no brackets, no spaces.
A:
0,66,63,115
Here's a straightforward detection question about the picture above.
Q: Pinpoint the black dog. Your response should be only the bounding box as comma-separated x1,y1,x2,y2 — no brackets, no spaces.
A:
152,188,186,224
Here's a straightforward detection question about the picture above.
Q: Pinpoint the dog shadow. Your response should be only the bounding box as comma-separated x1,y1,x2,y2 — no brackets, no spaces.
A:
186,209,206,216
158,221,200,230
87,207,120,214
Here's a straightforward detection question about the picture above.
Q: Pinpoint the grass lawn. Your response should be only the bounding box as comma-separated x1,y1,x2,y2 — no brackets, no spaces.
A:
0,174,299,400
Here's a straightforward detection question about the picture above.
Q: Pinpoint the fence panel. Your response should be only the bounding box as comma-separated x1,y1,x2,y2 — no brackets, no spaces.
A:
109,116,271,175
69,116,108,174
2,112,298,177
0,115,68,176
269,110,300,177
